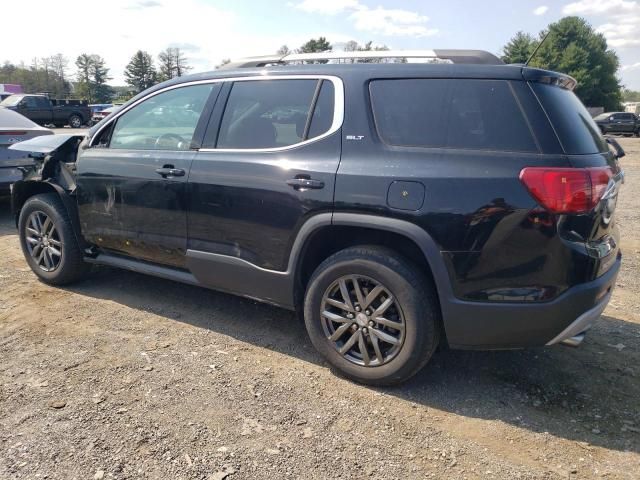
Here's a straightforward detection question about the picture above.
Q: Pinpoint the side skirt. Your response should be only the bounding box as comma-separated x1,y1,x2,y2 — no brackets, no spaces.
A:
85,251,295,310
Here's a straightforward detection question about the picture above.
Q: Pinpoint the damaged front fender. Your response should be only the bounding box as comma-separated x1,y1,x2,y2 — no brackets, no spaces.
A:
10,134,88,248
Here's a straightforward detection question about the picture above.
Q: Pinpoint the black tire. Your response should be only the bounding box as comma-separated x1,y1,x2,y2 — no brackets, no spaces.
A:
68,114,83,128
18,193,89,285
304,246,440,386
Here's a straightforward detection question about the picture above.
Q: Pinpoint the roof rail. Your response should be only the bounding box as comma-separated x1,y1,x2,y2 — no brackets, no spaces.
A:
221,49,504,69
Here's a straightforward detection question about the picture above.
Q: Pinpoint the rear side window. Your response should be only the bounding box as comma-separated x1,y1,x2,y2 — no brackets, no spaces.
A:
370,79,538,152
531,83,607,154
217,79,335,149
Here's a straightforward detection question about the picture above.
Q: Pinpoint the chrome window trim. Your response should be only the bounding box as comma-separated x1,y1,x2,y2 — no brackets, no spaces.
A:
90,74,344,152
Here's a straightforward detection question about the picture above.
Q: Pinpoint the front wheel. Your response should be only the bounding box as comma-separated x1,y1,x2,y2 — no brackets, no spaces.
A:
304,246,440,386
18,193,89,285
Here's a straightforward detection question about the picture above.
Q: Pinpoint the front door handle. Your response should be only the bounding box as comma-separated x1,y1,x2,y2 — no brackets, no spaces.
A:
286,177,325,190
155,166,185,178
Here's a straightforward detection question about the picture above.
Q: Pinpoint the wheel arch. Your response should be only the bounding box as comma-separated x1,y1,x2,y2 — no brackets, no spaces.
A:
291,213,454,329
12,180,87,249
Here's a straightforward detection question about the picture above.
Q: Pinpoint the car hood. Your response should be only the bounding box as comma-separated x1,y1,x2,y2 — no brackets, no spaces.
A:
8,133,86,155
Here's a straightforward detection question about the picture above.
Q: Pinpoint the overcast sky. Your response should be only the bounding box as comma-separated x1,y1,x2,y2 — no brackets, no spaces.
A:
1,0,639,89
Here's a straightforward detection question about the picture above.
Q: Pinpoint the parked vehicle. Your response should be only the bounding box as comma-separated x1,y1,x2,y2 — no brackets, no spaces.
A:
0,94,91,128
0,108,53,195
9,50,624,385
594,111,639,136
89,106,119,126
89,104,113,114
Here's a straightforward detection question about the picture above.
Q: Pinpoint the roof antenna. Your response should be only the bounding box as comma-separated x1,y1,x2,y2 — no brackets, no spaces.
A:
525,30,550,67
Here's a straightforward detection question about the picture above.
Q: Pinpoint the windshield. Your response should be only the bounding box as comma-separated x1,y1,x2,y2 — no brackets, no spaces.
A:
0,95,24,107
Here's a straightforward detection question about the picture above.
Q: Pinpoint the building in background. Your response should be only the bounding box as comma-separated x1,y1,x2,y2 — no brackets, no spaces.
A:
0,84,23,102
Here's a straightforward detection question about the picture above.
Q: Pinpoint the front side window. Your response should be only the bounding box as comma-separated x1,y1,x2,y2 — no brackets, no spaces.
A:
370,79,538,152
216,79,335,149
109,84,213,151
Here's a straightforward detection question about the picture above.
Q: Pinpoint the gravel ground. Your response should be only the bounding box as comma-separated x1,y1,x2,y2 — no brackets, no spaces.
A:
1,138,639,480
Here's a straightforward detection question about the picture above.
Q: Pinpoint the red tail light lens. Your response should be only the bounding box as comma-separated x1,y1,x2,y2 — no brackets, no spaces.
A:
0,131,26,135
519,167,612,214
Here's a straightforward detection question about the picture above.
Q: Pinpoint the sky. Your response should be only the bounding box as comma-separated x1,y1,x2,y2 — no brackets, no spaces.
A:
1,0,639,90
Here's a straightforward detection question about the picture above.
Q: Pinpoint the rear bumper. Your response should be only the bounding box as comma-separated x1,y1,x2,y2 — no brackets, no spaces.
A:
546,291,611,346
444,253,621,349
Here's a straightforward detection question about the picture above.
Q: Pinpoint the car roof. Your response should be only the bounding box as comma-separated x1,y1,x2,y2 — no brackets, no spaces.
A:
89,62,576,136
0,106,48,129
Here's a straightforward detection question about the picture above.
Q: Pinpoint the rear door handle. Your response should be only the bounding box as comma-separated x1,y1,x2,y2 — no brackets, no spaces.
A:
155,167,185,177
286,178,325,190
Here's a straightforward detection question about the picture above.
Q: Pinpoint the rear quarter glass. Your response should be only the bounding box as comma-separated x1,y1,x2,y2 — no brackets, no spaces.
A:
531,83,607,155
369,78,538,153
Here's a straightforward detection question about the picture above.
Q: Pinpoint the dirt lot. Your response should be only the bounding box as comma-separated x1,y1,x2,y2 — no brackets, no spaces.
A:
1,139,639,480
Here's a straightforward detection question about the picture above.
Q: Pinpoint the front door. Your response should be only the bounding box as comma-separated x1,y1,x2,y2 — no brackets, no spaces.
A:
76,83,218,268
187,77,342,275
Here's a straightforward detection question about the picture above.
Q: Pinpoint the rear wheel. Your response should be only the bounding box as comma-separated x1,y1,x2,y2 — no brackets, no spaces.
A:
68,114,83,128
304,246,440,386
18,193,89,285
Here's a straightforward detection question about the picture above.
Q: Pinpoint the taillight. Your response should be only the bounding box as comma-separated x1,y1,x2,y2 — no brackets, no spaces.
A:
519,166,612,214
0,131,26,135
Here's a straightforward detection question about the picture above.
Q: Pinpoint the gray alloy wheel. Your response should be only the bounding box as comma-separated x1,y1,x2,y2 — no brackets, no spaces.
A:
24,210,63,272
304,246,440,386
320,275,406,367
68,114,82,128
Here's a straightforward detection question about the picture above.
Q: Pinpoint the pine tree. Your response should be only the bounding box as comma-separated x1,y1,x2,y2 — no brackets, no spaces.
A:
124,50,157,94
501,32,537,64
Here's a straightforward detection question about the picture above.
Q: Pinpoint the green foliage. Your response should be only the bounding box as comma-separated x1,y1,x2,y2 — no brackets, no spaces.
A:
501,32,538,64
299,37,332,54
622,88,640,102
504,17,622,110
75,54,113,103
0,55,71,98
124,50,157,94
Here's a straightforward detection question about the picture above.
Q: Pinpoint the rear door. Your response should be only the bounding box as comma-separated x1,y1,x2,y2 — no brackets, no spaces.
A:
76,82,219,268
187,76,342,276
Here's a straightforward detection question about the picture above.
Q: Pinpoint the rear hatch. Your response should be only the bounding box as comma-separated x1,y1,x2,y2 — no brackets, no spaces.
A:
521,74,623,276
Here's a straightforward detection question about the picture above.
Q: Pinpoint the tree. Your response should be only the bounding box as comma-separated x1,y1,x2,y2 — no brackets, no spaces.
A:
90,55,113,102
75,54,112,103
299,37,332,54
0,58,70,98
501,31,537,64
622,88,640,102
124,50,157,94
157,47,192,81
158,48,176,81
277,45,291,56
215,58,231,69
342,40,390,63
502,17,622,110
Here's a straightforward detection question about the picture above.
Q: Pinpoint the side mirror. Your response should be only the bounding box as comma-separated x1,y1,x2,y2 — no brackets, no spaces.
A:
605,136,625,159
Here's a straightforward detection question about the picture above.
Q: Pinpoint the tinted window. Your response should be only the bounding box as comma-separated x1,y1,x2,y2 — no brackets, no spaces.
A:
308,80,335,139
110,84,213,151
370,79,537,152
532,83,607,154
217,79,322,149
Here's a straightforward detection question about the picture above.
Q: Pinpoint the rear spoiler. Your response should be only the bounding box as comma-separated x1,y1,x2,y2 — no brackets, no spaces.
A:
521,67,577,90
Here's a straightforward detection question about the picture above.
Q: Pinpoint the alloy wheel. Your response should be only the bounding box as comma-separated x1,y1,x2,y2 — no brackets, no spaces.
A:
320,275,406,367
24,211,63,272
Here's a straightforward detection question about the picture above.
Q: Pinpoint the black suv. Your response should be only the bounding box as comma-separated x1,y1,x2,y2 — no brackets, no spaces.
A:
9,50,624,385
594,111,639,136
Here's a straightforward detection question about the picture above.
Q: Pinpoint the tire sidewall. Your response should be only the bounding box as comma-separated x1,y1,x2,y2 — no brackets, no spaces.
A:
19,195,74,283
69,115,82,128
304,256,435,384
